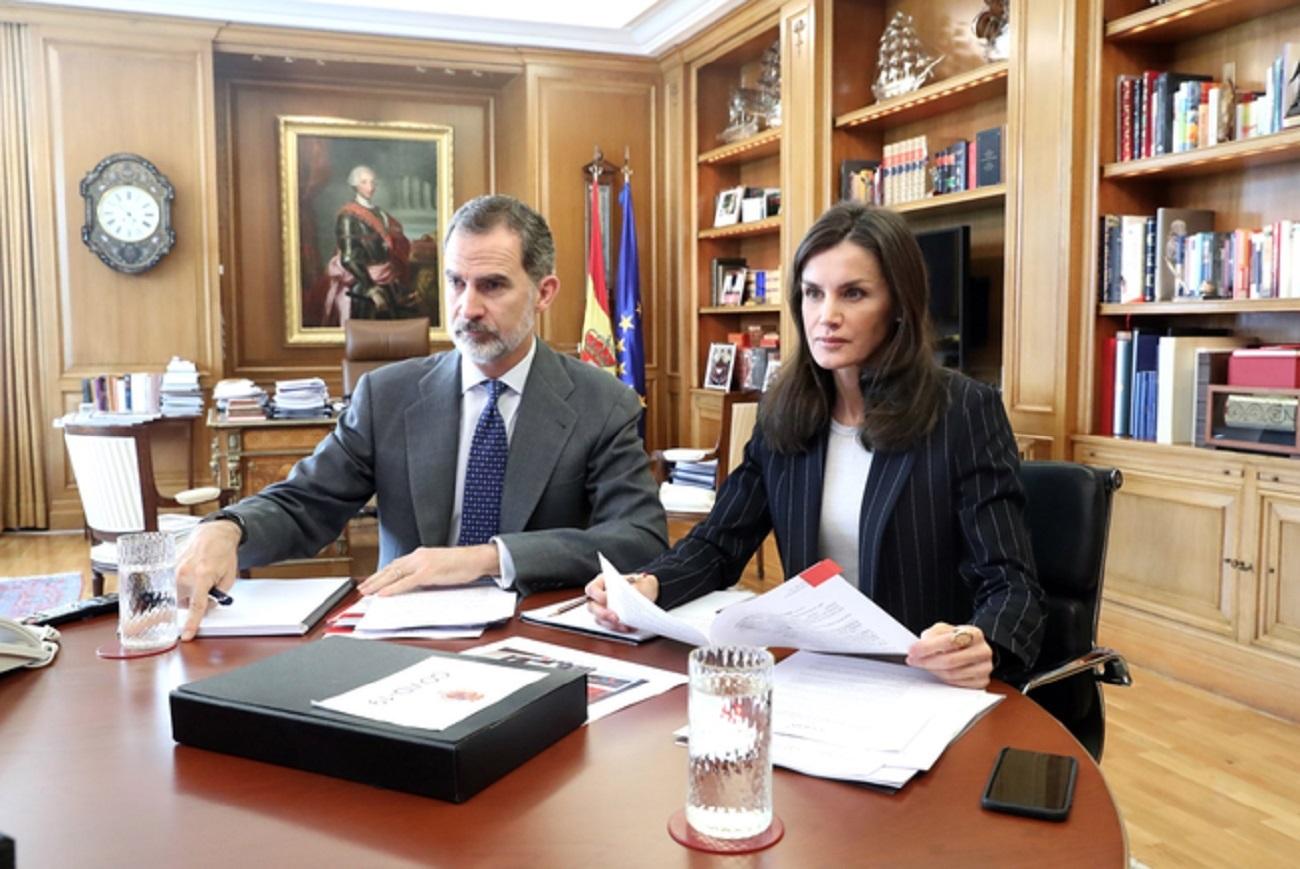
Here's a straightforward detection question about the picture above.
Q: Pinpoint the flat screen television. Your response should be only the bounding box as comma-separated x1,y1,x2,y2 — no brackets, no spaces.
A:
914,225,976,371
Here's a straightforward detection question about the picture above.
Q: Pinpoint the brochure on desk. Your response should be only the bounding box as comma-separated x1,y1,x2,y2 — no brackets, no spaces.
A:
169,636,586,802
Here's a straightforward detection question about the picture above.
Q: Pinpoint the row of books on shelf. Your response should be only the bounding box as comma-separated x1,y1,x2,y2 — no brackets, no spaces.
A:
709,257,782,307
1099,333,1300,450
77,357,202,418
1098,209,1300,303
837,126,1003,208
1114,48,1300,162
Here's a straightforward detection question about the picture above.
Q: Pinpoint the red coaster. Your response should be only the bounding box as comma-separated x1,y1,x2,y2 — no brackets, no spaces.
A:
96,639,178,659
667,809,784,854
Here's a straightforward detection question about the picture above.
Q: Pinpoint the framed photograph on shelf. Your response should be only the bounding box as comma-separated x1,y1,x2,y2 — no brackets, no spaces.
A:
713,186,743,227
762,359,782,392
719,266,747,305
278,116,453,345
703,343,736,391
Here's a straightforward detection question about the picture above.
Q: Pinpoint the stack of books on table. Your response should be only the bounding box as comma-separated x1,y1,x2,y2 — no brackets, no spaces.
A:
658,449,717,513
213,378,268,421
271,377,330,419
160,357,203,417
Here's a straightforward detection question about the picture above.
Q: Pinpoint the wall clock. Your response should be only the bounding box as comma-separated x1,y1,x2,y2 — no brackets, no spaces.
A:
80,153,176,274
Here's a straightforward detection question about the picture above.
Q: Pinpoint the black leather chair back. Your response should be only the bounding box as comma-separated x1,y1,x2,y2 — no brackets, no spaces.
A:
1019,461,1124,759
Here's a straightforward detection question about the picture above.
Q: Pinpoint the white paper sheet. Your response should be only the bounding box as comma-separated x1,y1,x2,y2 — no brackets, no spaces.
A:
600,554,711,646
356,583,517,631
520,588,754,645
311,655,545,730
464,636,687,722
710,574,919,654
602,554,917,654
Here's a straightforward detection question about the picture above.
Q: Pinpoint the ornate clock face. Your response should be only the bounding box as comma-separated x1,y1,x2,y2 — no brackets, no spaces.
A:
95,185,162,243
80,153,175,274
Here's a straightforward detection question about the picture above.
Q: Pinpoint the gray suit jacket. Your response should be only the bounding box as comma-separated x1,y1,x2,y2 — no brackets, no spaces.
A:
229,340,668,592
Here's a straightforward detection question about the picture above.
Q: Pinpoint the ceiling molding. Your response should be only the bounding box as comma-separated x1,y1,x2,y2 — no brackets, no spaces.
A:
15,0,749,56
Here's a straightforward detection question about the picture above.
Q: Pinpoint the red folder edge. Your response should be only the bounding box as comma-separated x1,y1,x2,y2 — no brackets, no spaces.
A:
798,559,844,587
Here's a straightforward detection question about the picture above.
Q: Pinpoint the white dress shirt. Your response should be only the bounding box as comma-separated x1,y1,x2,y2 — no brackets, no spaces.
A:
451,338,537,587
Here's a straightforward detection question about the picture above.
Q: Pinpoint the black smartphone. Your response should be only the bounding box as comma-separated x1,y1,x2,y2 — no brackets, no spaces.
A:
980,747,1078,821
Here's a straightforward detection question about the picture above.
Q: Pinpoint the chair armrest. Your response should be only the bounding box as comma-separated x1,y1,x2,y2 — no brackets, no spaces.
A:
158,486,224,509
1021,647,1132,695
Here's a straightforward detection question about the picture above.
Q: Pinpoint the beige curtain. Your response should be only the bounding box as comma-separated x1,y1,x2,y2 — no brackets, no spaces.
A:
0,23,48,529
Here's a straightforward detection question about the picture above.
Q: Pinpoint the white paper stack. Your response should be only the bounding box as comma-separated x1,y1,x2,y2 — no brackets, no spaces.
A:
272,377,331,419
160,356,203,417
769,651,1002,789
349,583,518,640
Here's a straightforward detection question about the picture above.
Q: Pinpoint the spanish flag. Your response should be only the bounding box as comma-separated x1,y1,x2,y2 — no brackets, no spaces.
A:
580,178,617,373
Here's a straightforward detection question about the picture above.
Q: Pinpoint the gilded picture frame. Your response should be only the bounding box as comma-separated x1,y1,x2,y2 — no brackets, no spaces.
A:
279,116,453,345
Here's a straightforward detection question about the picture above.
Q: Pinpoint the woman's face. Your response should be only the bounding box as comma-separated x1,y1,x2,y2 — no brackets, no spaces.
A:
800,240,895,373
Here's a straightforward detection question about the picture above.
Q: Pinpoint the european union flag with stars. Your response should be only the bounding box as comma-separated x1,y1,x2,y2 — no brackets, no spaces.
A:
616,178,646,432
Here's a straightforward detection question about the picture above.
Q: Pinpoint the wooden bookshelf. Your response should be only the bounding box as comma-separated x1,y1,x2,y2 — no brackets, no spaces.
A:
834,61,1009,130
1077,0,1300,716
697,216,781,240
1100,299,1300,315
1106,0,1299,43
891,184,1006,216
700,304,783,315
1103,128,1300,180
698,128,782,165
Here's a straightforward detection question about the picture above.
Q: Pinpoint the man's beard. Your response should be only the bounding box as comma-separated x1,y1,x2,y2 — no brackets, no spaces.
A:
452,305,535,366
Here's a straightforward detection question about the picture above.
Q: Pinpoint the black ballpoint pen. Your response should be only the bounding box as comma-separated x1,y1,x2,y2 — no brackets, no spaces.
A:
208,588,235,606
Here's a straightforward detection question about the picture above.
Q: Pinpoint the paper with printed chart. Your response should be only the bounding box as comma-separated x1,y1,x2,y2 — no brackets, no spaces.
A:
602,555,919,653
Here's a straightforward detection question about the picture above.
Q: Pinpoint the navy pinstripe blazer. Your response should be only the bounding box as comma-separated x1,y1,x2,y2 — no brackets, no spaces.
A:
646,372,1044,675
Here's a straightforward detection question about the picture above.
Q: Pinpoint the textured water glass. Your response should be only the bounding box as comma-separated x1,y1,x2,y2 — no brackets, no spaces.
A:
686,645,774,840
116,532,179,650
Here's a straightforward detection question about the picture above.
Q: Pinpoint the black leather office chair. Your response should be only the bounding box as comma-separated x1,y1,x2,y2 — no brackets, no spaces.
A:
1018,460,1131,761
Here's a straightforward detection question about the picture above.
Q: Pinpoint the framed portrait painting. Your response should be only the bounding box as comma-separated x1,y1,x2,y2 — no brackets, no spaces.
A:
278,116,453,345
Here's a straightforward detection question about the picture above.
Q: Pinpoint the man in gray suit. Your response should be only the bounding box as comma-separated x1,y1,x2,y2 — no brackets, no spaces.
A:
178,195,667,640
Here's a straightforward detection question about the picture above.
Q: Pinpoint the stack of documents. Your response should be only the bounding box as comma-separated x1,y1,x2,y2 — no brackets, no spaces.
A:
181,577,352,636
769,651,1001,789
213,378,268,420
160,356,203,417
272,377,330,419
599,554,920,654
343,582,518,640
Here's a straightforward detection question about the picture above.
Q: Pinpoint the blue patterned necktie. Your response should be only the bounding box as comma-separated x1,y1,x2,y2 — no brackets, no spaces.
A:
458,379,509,546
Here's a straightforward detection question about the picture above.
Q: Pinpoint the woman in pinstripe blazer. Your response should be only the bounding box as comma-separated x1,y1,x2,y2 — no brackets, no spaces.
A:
589,203,1043,688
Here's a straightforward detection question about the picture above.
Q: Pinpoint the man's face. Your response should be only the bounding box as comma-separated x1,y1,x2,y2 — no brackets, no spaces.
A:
445,225,553,371
354,171,376,200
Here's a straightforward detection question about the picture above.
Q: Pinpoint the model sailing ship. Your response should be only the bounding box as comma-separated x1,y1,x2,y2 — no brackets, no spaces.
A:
872,11,943,102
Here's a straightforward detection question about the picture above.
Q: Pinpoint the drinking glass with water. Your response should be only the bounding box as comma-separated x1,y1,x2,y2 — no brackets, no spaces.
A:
116,531,179,651
686,645,774,840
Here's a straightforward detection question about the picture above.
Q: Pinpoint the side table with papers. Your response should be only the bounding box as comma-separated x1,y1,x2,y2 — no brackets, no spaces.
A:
204,409,350,576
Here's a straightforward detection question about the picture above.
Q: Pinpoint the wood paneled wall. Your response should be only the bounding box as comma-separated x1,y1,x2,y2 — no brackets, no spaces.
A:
8,5,665,528
17,13,223,527
216,64,495,386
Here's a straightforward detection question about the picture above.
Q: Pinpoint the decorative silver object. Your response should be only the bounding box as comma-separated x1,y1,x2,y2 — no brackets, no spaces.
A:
973,0,1010,64
719,40,781,143
872,11,943,102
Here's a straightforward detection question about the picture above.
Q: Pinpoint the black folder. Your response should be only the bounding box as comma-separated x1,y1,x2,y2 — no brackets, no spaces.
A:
169,636,586,802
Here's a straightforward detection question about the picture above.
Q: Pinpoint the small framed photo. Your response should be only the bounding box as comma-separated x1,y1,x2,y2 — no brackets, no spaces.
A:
714,186,743,227
704,342,737,391
719,266,747,305
762,359,782,392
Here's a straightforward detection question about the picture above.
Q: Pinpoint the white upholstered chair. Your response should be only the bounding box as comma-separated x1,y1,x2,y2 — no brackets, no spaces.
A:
62,423,227,595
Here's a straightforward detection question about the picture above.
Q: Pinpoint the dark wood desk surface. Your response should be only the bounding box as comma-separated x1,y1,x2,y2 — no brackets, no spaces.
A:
0,593,1126,868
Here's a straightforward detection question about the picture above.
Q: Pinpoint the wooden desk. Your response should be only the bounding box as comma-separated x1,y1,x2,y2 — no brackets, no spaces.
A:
0,596,1126,868
205,409,349,576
